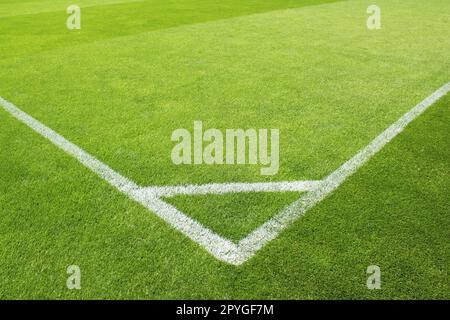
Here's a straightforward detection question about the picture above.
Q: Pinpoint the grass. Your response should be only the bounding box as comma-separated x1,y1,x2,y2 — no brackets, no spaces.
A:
0,0,449,299
165,192,302,242
0,0,343,59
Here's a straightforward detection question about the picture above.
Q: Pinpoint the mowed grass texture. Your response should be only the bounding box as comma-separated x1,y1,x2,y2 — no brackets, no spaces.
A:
0,0,449,299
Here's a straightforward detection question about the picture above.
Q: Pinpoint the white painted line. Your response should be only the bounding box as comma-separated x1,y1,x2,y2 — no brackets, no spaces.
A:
130,190,240,264
0,97,138,194
141,180,322,197
234,82,450,264
1,81,448,265
0,96,239,264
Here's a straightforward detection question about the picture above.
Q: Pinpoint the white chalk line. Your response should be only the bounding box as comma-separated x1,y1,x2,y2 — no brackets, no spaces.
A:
140,180,322,198
0,97,137,194
1,81,448,265
0,97,237,263
234,82,450,264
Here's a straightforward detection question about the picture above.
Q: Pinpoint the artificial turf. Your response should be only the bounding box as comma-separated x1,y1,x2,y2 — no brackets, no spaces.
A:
0,0,449,299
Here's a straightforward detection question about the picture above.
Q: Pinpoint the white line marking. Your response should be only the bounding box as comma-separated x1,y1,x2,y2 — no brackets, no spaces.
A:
1,82,448,265
141,180,322,197
0,97,137,194
130,190,239,263
0,97,238,264
234,82,450,264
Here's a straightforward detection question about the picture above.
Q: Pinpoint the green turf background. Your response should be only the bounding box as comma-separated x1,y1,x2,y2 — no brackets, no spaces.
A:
0,0,449,299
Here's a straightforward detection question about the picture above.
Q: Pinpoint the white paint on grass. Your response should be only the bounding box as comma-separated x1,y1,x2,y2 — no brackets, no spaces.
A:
1,82,448,265
0,97,137,194
232,82,450,264
0,96,237,263
140,180,322,197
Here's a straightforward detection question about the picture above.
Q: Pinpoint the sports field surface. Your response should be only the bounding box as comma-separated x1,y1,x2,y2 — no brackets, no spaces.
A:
0,0,449,299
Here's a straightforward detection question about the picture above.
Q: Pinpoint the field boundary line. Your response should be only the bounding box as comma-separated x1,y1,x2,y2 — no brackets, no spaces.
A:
0,97,137,193
0,96,240,264
1,81,448,265
141,180,322,197
234,82,450,264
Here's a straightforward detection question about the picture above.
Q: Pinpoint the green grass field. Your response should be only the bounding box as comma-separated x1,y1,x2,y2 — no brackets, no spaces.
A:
0,0,449,299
